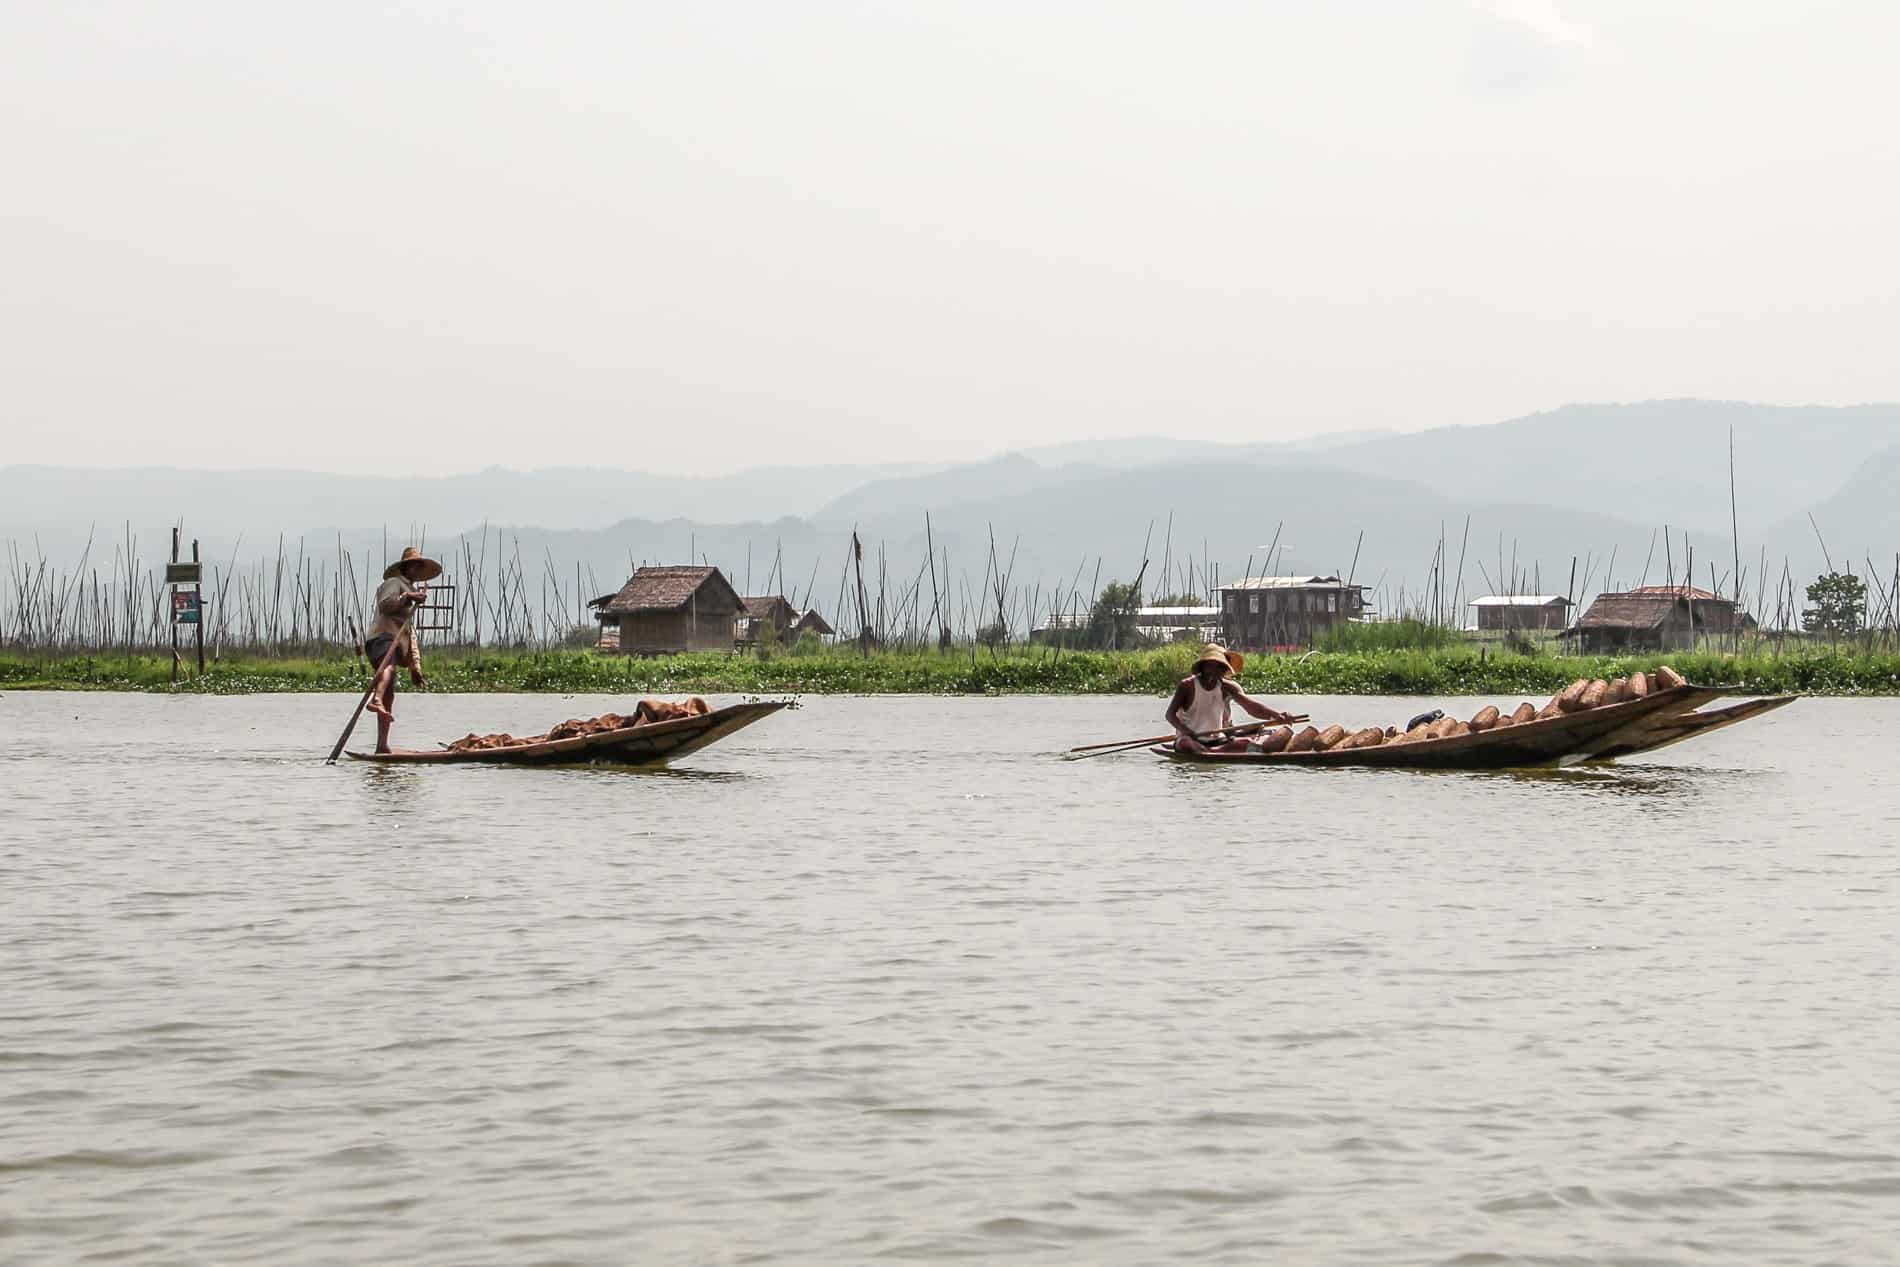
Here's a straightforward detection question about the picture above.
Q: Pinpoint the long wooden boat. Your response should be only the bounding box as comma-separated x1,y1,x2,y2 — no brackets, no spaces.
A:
348,700,790,767
1153,685,1794,770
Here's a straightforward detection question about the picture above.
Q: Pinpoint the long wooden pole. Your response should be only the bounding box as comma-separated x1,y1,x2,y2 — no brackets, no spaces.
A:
170,527,181,685
325,632,405,764
193,538,205,678
1064,716,1309,761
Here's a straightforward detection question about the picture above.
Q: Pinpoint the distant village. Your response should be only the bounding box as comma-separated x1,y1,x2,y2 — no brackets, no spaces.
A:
7,522,1861,663
586,562,1758,658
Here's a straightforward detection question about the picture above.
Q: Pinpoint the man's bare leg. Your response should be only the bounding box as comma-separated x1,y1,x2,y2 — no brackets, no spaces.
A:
372,677,395,753
366,666,394,720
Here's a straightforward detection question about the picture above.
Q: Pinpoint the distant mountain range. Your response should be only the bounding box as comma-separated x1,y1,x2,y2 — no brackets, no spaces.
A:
0,460,935,550
5,400,1896,629
1765,442,1900,578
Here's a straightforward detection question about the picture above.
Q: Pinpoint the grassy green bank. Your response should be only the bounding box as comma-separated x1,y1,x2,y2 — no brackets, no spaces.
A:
5,645,1899,696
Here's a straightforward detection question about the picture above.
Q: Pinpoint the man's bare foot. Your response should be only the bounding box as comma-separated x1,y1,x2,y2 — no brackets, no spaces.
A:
367,698,392,721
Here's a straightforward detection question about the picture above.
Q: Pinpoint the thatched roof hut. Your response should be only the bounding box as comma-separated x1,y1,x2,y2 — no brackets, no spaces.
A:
735,594,800,646
589,566,743,655
1567,585,1752,652
793,609,835,638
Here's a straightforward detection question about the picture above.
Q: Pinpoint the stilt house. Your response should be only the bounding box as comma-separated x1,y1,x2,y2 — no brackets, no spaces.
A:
1218,576,1369,649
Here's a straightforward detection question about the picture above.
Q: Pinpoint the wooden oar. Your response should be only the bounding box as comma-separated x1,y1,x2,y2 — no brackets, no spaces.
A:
325,634,406,765
1065,716,1309,761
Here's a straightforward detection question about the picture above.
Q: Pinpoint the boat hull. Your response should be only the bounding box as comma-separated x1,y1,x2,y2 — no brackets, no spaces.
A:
346,700,790,767
1154,686,1793,770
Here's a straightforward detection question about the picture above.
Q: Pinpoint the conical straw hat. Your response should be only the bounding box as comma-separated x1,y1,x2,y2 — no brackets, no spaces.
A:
1192,643,1244,676
383,546,443,582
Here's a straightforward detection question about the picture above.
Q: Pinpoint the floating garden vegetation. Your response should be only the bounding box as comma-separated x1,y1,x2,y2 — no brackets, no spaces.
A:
4,644,1899,696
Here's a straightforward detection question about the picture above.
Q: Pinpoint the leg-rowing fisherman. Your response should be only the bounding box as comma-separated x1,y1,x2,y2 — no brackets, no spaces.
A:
363,546,440,753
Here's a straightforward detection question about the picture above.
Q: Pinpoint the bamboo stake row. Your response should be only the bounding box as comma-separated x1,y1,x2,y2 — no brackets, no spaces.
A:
6,524,1899,657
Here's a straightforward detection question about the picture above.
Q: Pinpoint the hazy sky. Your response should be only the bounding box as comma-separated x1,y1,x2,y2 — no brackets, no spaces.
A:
5,2,1897,475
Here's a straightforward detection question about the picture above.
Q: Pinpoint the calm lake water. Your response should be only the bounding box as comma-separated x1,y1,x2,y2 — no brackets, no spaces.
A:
2,689,1897,1266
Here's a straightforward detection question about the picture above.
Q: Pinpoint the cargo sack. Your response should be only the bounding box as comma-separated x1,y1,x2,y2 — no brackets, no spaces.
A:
1251,726,1293,754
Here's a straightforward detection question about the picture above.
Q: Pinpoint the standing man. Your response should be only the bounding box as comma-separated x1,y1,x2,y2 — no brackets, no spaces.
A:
1164,643,1296,753
364,546,441,753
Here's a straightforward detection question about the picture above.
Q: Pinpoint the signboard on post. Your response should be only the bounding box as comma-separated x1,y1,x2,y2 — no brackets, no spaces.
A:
167,527,208,682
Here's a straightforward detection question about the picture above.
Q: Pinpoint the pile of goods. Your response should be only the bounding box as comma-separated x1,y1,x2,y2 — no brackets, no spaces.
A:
445,731,533,752
444,697,711,753
1246,665,1688,754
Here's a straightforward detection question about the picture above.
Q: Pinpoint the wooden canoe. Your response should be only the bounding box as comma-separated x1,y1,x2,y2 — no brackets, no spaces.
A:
1153,685,1793,770
347,700,790,767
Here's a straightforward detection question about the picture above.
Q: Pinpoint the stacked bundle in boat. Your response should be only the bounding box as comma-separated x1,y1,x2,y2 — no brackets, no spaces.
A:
444,697,713,753
1264,664,1688,753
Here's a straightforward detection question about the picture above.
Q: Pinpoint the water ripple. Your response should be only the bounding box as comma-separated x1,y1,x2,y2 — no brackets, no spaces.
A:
1,691,1895,1265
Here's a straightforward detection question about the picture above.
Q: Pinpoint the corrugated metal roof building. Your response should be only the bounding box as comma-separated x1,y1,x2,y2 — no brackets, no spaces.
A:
1470,594,1573,631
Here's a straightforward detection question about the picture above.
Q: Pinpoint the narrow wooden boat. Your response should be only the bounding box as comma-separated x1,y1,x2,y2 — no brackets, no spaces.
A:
348,700,790,767
1153,685,1793,770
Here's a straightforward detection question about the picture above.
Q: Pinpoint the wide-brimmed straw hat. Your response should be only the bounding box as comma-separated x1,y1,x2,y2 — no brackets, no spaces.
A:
1193,643,1244,676
383,546,443,582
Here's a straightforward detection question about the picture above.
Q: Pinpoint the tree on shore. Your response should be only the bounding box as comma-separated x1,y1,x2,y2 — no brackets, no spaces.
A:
1086,581,1142,649
1802,571,1866,637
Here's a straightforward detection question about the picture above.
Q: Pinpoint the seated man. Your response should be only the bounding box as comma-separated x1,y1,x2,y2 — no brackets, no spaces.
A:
1164,644,1297,753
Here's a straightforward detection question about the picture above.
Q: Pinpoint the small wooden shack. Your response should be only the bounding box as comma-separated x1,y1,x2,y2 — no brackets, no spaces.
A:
1566,585,1752,652
1470,595,1573,632
1218,576,1369,649
735,595,800,648
589,566,744,655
